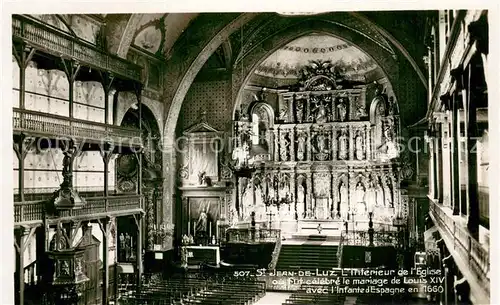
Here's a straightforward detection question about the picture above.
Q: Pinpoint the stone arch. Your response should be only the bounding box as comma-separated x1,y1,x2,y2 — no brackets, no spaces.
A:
162,13,257,148
115,91,163,134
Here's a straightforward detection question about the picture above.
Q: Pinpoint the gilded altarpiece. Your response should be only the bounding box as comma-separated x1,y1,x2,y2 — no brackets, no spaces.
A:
232,61,403,236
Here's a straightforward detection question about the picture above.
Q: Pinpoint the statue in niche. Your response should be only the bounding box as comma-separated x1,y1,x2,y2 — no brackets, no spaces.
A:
339,181,349,219
316,133,327,153
355,130,365,160
388,96,396,115
312,97,328,123
279,103,288,121
297,183,306,218
338,128,349,160
356,96,368,118
365,181,377,215
337,98,347,122
355,182,366,215
280,134,290,161
296,132,307,161
384,117,398,158
375,179,385,207
383,178,393,207
296,102,304,123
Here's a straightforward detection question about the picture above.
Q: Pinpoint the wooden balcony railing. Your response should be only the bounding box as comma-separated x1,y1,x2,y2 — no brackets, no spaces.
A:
429,201,490,291
12,15,142,82
13,108,143,147
14,194,142,224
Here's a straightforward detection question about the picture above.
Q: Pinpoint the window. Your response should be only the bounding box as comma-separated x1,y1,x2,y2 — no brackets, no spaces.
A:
252,113,259,145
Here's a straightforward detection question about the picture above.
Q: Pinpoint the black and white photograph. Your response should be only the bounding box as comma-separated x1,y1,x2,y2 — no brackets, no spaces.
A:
1,2,497,305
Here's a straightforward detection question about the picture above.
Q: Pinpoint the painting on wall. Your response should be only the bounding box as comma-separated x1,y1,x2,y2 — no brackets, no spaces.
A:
186,197,220,237
189,142,219,179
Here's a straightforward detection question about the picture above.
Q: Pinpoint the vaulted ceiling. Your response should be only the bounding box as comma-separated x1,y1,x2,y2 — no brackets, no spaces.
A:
35,12,432,144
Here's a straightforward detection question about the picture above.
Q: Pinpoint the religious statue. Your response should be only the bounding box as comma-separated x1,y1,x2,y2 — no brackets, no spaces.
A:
355,130,365,160
280,134,289,161
312,98,328,123
297,183,305,218
337,98,347,122
296,102,304,123
384,118,398,158
383,179,393,207
356,96,368,118
338,128,349,160
198,171,212,186
60,260,70,276
196,201,210,235
316,133,327,153
375,180,385,207
61,146,75,187
297,132,307,161
388,96,396,115
279,105,288,121
355,182,366,215
339,181,349,219
365,181,376,214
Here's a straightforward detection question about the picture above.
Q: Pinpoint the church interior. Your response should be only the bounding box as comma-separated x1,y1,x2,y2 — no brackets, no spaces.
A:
10,10,490,305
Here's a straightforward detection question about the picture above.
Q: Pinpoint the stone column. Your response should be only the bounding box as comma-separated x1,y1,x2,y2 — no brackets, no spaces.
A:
306,173,313,219
451,96,460,215
290,128,295,161
349,125,355,160
365,125,370,161
290,172,297,219
304,94,311,122
428,138,435,199
162,146,176,250
331,127,337,160
273,129,279,161
307,127,312,161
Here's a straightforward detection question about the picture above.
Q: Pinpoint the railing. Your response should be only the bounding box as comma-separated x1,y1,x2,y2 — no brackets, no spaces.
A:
340,230,399,247
14,194,142,224
13,108,143,146
12,15,142,82
267,231,282,270
225,227,281,243
429,201,490,289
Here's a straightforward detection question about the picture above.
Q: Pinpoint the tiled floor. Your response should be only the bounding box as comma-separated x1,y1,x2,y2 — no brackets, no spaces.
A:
254,292,292,305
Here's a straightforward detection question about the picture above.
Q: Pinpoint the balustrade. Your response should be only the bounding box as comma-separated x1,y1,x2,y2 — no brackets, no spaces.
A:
13,108,142,146
14,194,142,224
429,200,490,284
225,227,280,243
12,15,142,82
340,230,398,247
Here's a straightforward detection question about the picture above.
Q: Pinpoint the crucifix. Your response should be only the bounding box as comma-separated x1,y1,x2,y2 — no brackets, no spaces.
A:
266,211,275,229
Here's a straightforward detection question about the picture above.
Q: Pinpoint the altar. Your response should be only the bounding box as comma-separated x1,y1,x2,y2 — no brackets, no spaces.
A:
185,245,220,266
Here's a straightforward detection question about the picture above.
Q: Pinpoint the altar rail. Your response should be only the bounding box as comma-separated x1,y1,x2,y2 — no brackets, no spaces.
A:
12,15,142,82
340,230,399,247
429,200,489,292
14,194,142,225
225,228,281,243
13,108,143,147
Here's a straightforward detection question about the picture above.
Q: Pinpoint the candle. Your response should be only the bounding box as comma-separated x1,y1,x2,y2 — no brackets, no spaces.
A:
209,222,212,237
188,221,190,235
193,221,196,236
